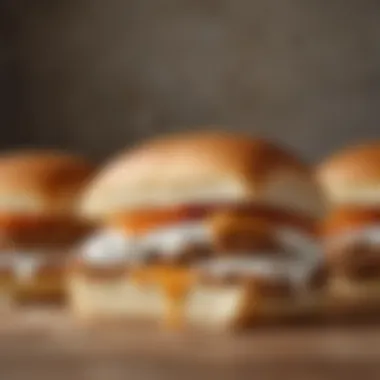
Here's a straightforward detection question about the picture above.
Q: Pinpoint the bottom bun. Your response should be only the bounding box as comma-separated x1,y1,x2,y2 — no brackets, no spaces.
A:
324,277,380,320
185,285,245,329
68,275,166,322
13,273,67,305
0,291,14,311
68,274,323,330
329,277,380,300
184,286,322,329
0,273,16,310
13,282,66,305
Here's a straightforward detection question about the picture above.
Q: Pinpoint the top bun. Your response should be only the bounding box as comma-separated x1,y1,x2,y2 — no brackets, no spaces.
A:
0,150,94,215
81,130,325,219
317,142,380,206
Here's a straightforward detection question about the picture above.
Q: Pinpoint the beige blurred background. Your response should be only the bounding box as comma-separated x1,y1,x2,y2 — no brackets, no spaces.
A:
1,0,380,161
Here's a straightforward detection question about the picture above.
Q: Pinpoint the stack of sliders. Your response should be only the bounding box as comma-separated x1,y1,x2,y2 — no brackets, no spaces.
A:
70,131,326,330
317,142,380,317
0,151,94,305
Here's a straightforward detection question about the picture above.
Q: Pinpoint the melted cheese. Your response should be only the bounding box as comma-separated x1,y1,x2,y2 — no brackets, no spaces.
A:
131,266,195,328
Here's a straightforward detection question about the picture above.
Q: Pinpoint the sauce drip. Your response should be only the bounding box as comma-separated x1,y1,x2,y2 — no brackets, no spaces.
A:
131,265,195,328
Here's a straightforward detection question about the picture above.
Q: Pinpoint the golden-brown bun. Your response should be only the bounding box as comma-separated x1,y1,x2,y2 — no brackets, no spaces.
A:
0,150,95,215
82,130,325,220
317,142,380,206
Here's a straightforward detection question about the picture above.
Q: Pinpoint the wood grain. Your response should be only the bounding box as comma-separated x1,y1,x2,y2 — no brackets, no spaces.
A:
0,307,380,379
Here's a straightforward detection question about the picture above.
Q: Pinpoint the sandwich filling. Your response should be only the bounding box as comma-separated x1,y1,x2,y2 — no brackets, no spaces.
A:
80,204,321,289
0,213,92,291
323,208,380,284
77,203,322,325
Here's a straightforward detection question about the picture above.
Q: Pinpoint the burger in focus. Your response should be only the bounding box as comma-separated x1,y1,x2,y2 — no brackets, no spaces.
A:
71,131,326,329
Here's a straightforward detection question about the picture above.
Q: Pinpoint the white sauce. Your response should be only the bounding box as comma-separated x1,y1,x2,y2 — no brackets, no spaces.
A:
80,223,212,265
0,253,55,282
140,222,212,257
80,222,321,291
80,230,141,266
196,256,296,278
196,257,313,293
13,254,43,282
0,253,45,281
326,225,380,248
196,227,320,291
275,227,319,260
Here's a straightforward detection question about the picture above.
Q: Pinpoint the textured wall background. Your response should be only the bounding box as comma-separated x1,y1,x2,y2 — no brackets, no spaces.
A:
3,0,380,162
0,1,21,150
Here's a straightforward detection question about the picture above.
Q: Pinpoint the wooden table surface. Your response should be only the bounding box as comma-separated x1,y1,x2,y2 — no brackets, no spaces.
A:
1,308,380,380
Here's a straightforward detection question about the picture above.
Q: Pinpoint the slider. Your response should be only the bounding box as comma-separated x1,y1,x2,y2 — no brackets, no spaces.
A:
0,150,95,304
70,130,326,330
318,142,380,317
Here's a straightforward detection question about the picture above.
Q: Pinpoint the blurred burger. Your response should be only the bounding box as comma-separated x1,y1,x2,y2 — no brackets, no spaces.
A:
0,151,95,304
318,142,380,311
71,131,325,329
